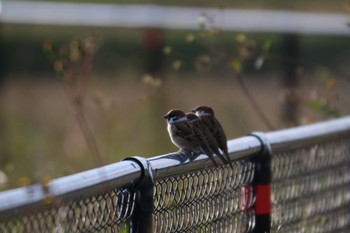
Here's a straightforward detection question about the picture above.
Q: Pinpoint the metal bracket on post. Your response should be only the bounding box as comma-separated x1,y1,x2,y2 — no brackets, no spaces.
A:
123,156,154,233
248,132,272,233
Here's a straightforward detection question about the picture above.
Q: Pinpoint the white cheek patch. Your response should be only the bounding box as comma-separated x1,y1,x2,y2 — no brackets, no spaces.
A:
189,118,200,123
169,116,187,124
197,112,211,117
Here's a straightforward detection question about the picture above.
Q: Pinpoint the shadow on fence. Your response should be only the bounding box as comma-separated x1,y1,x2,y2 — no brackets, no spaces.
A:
0,116,350,232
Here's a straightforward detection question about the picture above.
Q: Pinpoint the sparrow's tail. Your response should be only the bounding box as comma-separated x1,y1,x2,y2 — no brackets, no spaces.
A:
212,148,230,166
206,154,219,167
200,148,219,167
223,150,234,169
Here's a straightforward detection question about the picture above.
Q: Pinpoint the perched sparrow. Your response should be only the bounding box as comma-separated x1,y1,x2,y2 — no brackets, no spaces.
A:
192,106,232,166
163,109,219,167
186,112,233,168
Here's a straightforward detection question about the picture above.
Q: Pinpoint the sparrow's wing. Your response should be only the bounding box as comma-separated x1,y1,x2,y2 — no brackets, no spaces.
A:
201,116,232,166
174,122,202,145
201,116,217,133
202,116,228,151
213,117,229,151
175,121,219,168
199,122,232,167
191,124,219,167
212,117,233,167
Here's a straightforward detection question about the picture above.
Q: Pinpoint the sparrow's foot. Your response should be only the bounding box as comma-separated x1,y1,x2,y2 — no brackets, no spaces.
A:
179,149,201,163
188,151,201,162
166,151,189,164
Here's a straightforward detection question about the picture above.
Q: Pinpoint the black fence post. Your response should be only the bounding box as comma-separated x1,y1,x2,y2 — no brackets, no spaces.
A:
123,156,154,233
249,132,272,233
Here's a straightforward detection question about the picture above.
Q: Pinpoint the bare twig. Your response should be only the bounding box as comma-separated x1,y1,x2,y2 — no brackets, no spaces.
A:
74,103,103,166
44,38,104,167
228,67,275,130
65,38,103,167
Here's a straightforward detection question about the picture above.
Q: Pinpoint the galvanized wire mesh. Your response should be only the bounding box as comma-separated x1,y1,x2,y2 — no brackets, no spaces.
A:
0,187,136,233
271,138,350,232
153,161,256,233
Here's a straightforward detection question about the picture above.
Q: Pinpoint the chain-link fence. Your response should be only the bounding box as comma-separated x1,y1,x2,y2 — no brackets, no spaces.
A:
0,116,350,232
0,187,135,232
0,160,140,233
271,139,350,232
153,161,255,233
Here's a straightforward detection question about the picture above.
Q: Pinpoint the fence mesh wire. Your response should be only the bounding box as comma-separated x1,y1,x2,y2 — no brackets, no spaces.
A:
1,131,350,232
0,187,135,233
153,160,256,233
271,138,350,232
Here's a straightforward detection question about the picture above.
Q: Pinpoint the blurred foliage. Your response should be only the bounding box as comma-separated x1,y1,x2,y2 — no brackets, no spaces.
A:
159,13,345,128
2,24,350,76
142,74,162,87
307,68,341,118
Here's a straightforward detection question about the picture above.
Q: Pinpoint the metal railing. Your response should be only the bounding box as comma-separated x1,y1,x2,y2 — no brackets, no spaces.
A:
1,1,350,36
0,116,350,232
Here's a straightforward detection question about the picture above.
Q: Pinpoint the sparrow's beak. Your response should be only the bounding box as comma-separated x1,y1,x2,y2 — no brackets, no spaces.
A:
190,109,196,113
163,114,168,119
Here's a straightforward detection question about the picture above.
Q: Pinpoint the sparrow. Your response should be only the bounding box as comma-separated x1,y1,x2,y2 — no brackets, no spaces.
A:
192,106,232,166
186,112,233,168
163,109,219,167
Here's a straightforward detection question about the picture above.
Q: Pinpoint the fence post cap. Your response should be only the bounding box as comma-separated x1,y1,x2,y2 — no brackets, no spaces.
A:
123,156,154,186
248,131,272,159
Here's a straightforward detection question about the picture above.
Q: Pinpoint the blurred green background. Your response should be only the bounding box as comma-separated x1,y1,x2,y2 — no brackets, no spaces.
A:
1,0,350,189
